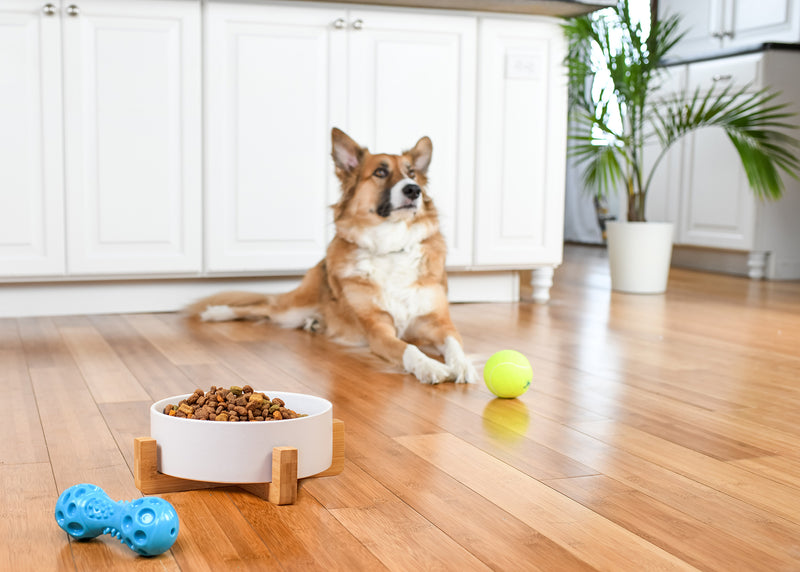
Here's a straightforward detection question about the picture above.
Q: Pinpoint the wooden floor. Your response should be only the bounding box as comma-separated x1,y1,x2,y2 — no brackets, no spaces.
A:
3,244,800,571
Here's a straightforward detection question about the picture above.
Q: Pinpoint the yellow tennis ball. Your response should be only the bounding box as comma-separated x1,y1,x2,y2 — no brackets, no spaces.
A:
483,350,532,398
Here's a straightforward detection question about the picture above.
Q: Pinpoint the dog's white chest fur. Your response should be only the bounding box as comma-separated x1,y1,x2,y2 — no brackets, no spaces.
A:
350,222,436,336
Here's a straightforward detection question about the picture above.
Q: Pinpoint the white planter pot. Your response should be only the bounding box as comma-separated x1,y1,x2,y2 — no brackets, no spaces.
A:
606,221,674,294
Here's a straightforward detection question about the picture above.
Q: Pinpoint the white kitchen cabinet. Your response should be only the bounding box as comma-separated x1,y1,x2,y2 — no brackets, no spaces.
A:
0,1,65,277
63,0,202,275
678,55,761,251
651,51,800,279
204,1,476,271
0,0,202,279
660,0,800,59
473,17,567,269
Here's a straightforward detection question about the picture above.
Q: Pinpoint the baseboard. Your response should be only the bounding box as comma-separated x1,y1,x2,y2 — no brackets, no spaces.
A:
0,271,521,318
670,246,751,278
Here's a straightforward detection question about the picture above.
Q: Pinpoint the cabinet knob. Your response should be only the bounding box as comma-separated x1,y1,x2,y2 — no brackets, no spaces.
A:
42,3,57,15
352,19,364,30
712,74,733,82
66,4,80,17
332,18,346,29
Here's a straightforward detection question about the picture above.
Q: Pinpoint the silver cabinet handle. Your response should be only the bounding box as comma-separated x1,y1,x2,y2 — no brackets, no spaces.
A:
42,3,57,15
712,74,733,82
66,4,80,16
332,18,346,29
352,19,363,30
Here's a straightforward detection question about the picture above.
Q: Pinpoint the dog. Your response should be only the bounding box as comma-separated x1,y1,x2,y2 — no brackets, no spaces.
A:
186,128,478,384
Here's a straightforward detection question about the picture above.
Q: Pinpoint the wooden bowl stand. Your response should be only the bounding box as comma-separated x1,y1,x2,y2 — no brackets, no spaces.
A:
134,418,344,505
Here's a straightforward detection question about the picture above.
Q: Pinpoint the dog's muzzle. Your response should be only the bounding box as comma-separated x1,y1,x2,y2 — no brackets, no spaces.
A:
377,178,422,217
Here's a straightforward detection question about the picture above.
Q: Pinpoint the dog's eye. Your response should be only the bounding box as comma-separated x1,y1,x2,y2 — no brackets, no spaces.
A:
407,168,416,179
373,167,389,178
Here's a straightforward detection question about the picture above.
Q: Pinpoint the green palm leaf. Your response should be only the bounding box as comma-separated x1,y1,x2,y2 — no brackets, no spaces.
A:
563,0,800,221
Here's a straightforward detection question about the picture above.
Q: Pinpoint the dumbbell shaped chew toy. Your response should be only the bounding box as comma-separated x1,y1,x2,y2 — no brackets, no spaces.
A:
55,484,179,556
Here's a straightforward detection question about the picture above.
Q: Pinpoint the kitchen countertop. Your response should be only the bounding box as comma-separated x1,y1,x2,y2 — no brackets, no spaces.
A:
661,42,800,66
306,0,612,17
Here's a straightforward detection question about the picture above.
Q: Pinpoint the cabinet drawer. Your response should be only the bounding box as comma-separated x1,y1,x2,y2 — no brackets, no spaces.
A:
687,53,763,92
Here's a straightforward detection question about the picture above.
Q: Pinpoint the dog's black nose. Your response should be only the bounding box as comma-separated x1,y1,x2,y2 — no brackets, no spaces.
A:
403,184,421,200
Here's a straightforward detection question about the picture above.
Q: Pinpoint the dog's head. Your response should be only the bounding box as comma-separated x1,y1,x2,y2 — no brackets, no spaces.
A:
330,128,435,226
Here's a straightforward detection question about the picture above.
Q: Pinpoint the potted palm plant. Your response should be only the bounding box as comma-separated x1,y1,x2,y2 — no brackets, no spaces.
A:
563,0,800,293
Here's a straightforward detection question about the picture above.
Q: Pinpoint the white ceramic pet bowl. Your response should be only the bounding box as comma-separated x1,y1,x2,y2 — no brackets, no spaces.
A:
150,391,332,484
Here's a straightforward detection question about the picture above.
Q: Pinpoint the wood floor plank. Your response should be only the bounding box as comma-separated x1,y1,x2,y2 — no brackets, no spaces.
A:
89,314,197,399
318,417,599,571
58,324,151,404
544,474,795,571
163,490,281,571
227,487,387,571
396,432,699,572
576,419,800,525
1,346,49,465
0,463,74,571
98,401,152,474
124,314,218,367
473,402,800,566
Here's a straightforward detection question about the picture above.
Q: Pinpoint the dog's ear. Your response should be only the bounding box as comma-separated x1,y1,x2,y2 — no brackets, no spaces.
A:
406,136,433,175
331,128,364,176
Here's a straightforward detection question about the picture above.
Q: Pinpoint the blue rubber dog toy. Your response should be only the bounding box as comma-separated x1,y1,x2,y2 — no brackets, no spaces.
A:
55,484,179,556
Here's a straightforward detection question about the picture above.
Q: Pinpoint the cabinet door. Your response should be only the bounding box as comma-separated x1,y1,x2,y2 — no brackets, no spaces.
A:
473,18,566,267
347,9,476,267
62,0,202,275
679,127,757,249
0,0,65,277
205,2,344,273
729,0,799,48
658,0,723,59
677,57,759,249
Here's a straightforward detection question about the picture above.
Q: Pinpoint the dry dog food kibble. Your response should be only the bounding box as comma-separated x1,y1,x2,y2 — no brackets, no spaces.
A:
162,385,305,422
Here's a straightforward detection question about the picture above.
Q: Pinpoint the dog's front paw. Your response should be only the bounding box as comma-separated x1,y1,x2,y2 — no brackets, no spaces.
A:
451,360,480,384
402,346,452,384
441,336,479,383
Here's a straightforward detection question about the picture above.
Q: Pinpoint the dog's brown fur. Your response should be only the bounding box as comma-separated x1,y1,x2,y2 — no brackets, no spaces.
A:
186,128,477,384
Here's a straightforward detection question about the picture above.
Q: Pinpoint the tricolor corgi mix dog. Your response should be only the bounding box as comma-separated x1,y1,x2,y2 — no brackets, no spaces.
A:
187,128,478,384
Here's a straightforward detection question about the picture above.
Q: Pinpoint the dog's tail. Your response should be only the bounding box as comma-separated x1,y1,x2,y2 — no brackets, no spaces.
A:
184,291,276,322
185,261,327,329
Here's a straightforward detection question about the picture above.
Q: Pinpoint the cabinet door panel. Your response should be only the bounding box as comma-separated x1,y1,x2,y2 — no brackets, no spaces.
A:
63,0,201,275
474,18,566,267
347,10,476,267
658,0,723,58
679,127,756,249
205,3,343,272
731,0,799,46
0,1,64,277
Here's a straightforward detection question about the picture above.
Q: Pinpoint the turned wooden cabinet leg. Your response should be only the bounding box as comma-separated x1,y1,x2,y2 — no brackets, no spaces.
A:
747,251,768,280
528,266,554,303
